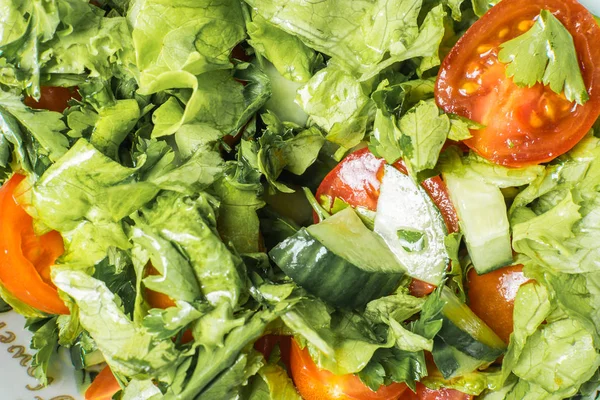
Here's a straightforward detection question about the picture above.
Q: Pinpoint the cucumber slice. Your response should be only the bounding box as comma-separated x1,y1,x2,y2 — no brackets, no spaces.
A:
269,208,405,308
374,165,448,285
442,172,513,274
438,287,506,361
432,338,491,379
306,207,408,274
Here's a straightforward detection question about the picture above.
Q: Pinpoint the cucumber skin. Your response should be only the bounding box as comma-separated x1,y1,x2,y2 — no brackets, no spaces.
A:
269,229,403,309
437,317,505,362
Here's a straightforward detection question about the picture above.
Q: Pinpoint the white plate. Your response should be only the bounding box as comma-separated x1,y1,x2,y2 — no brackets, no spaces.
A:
0,311,84,400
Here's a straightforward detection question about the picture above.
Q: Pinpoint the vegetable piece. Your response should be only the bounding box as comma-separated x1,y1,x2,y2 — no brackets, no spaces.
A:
442,172,512,274
438,287,506,362
432,338,491,380
85,365,121,400
435,0,600,166
466,265,529,344
374,165,449,285
498,10,588,105
24,86,80,113
0,174,68,315
269,219,403,309
289,338,408,400
315,148,458,295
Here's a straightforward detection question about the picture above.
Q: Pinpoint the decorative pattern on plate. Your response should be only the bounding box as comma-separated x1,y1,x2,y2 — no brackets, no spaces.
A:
0,311,83,400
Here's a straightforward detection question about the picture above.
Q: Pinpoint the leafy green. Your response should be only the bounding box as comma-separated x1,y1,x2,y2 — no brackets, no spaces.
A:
498,10,588,105
0,90,68,174
512,318,600,396
510,135,600,274
296,63,373,157
246,0,423,72
18,139,159,265
135,191,245,308
53,268,181,381
129,0,245,86
398,99,450,173
247,12,317,83
28,317,59,386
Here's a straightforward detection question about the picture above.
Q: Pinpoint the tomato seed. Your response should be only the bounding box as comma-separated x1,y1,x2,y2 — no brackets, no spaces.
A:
518,20,534,32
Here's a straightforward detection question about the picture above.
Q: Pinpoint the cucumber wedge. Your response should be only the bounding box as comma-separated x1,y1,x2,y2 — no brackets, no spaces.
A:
374,165,449,285
437,287,506,361
269,208,405,308
442,172,513,274
432,338,491,379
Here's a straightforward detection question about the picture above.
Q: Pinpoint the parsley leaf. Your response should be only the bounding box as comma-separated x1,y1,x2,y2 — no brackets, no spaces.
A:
498,10,588,105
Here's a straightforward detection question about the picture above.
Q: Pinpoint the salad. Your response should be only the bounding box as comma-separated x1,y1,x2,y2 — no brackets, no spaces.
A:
0,0,600,399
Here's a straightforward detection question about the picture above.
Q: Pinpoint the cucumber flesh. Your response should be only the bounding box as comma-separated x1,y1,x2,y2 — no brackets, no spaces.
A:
374,165,448,285
269,228,403,309
438,287,506,361
307,207,407,274
442,172,513,274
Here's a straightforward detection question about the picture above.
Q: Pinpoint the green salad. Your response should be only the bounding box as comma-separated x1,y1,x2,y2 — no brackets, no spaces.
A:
1,0,600,399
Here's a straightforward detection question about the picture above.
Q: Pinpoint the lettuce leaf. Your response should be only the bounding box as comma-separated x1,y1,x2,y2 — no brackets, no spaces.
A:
53,269,182,382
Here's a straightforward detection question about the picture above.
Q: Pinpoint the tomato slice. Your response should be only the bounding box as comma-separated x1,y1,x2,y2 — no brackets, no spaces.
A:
85,365,121,400
290,338,408,400
435,0,600,167
24,86,81,113
0,175,68,315
466,265,530,344
315,148,459,297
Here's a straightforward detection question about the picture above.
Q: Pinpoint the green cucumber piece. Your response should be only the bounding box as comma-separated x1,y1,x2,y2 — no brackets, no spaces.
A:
374,165,449,285
438,287,506,361
306,207,408,274
442,172,513,274
432,338,490,379
269,209,405,308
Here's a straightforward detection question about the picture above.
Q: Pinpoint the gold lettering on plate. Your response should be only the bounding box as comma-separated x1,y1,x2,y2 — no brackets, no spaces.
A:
1,320,73,398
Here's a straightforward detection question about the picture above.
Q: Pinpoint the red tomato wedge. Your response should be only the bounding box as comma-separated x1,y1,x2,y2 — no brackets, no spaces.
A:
315,148,459,297
466,265,530,344
24,86,81,113
0,175,68,315
290,338,408,400
85,365,121,400
435,0,600,167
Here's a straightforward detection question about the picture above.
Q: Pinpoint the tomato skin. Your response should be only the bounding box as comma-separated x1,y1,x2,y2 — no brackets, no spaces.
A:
315,148,459,233
290,339,408,400
85,365,121,400
466,265,530,344
24,86,80,113
315,148,459,297
0,175,68,315
435,0,600,167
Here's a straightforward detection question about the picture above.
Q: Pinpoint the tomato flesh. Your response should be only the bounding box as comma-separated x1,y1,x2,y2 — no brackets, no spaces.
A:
0,175,68,315
24,86,81,113
85,365,121,400
435,0,600,166
290,339,407,400
466,265,530,344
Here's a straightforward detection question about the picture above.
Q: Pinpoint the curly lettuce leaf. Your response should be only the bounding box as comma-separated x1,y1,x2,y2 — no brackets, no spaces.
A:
129,0,245,88
53,269,182,381
246,0,424,72
247,12,317,83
